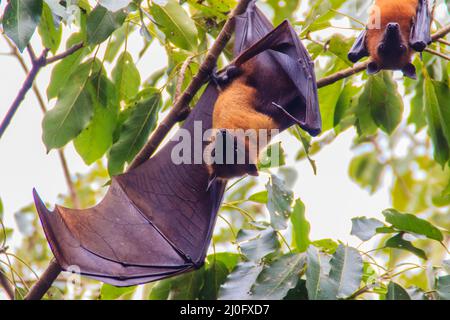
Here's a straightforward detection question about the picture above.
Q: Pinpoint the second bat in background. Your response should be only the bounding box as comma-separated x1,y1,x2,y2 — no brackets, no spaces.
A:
348,0,432,78
207,19,321,184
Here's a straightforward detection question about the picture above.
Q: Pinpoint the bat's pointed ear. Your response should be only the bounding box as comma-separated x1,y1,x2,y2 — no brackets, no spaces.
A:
402,63,417,79
367,62,380,75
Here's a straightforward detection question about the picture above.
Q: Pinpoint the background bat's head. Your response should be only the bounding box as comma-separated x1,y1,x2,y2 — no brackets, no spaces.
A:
206,129,259,186
367,22,417,79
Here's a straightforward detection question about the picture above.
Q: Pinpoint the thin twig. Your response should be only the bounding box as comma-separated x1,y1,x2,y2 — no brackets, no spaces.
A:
317,61,369,88
0,48,49,139
0,40,84,139
438,39,450,46
424,47,450,61
45,43,84,65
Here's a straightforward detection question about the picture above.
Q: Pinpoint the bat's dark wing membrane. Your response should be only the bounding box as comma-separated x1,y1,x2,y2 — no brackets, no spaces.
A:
233,3,321,136
410,0,432,52
33,84,226,286
348,29,369,63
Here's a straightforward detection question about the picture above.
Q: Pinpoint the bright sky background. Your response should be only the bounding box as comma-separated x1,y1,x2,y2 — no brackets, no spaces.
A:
0,1,399,252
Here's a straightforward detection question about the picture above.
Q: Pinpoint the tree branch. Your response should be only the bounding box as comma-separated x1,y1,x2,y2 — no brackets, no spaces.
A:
0,269,15,300
3,36,81,209
128,0,255,169
0,48,49,140
24,259,61,300
0,38,84,140
317,61,369,88
425,47,450,61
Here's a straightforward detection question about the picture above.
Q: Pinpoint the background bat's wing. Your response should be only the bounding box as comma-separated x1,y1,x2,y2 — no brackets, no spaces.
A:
348,29,369,63
233,9,321,136
33,2,276,287
410,0,432,52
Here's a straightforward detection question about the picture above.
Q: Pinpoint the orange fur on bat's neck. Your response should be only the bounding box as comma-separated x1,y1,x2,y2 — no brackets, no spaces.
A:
207,60,283,180
366,0,419,69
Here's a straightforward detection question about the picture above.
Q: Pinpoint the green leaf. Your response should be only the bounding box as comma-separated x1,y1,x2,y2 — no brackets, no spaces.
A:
104,25,127,62
312,238,339,254
99,0,132,12
74,74,118,165
149,0,198,51
210,252,240,272
148,279,172,300
248,191,268,204
334,82,358,130
326,244,363,299
348,152,385,194
87,5,127,45
443,260,450,274
100,284,136,300
42,60,95,150
357,72,403,134
266,0,300,25
385,233,427,260
237,227,279,262
38,2,62,54
305,245,332,300
250,254,306,300
350,217,384,241
108,92,161,175
318,80,344,131
218,262,263,300
47,33,89,100
266,175,294,230
0,197,3,220
168,269,204,300
370,72,404,134
424,78,450,166
436,275,450,300
3,0,43,52
284,279,309,300
258,142,286,170
386,282,411,300
199,259,229,300
291,199,311,253
383,209,444,241
112,52,141,102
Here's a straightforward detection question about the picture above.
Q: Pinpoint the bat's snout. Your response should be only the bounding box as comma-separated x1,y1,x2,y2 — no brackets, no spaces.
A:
387,23,399,31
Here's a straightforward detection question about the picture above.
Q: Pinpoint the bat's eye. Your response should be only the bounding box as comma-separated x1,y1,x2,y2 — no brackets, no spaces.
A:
399,45,407,52
378,44,385,52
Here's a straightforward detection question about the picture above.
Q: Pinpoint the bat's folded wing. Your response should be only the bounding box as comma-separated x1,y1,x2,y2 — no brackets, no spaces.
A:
410,0,432,52
233,9,321,136
33,85,226,286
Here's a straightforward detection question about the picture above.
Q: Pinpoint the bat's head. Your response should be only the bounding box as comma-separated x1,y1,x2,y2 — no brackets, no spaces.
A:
367,22,417,79
205,129,259,185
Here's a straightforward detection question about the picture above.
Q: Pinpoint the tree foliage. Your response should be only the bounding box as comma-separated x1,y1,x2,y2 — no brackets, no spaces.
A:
0,0,449,300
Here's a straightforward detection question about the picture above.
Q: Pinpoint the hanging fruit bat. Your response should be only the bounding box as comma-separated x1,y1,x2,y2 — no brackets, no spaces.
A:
207,13,320,182
33,0,320,286
348,0,432,78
